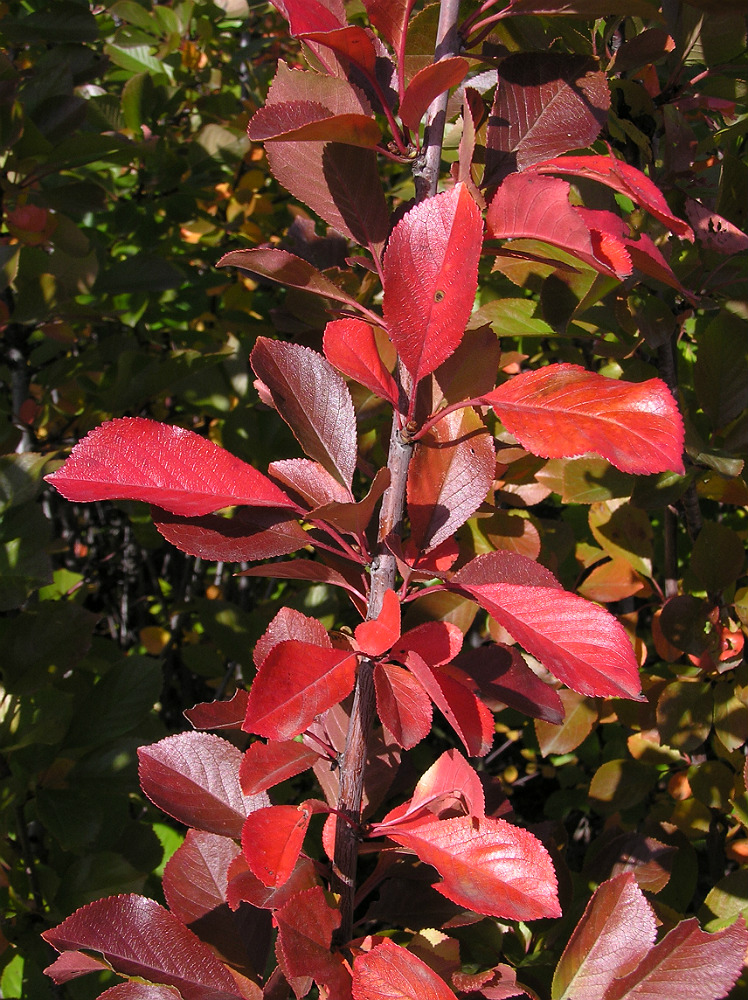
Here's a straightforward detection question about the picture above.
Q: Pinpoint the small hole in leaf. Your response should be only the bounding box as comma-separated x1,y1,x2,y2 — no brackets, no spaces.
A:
434,289,445,302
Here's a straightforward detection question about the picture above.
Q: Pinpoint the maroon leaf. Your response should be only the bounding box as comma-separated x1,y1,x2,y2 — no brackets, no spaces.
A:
407,406,495,550
44,418,296,515
241,803,317,888
152,507,308,562
251,338,357,489
356,588,401,656
254,606,332,670
486,173,631,278
482,364,685,475
323,318,400,406
552,873,656,1000
226,853,320,911
243,641,358,740
249,101,381,148
300,25,379,76
42,895,244,1000
163,830,239,924
138,733,268,839
269,457,352,507
399,57,469,132
374,660,432,749
276,0,343,34
383,184,482,385
453,965,524,1000
685,198,748,254
405,651,494,758
44,951,111,984
530,155,694,240
217,248,364,311
457,644,565,724
184,690,250,732
97,985,185,999
486,53,609,182
353,938,458,1000
381,814,560,921
240,559,364,601
361,0,418,58
502,0,661,16
275,887,352,999
310,467,391,536
452,551,643,700
239,740,320,796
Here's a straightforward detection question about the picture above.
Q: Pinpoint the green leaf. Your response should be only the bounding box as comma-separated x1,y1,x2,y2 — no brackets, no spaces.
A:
2,2,98,42
589,759,659,813
104,41,175,82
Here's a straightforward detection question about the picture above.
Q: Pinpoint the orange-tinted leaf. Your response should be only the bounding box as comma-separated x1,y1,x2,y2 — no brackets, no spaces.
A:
383,184,482,384
577,558,647,603
184,690,249,732
45,417,296,515
374,660,432,749
239,740,320,796
399,57,469,132
356,588,401,656
483,364,685,475
353,938,458,1000
323,318,400,406
535,689,598,756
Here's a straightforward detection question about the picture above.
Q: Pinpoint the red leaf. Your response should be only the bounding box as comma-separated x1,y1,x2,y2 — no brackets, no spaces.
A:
486,53,609,182
457,644,565,724
405,651,494,758
603,916,748,1000
277,0,343,33
254,606,332,670
241,803,316,888
249,102,381,148
360,0,417,57
300,25,379,76
530,155,694,240
152,507,308,562
42,895,244,1000
382,814,560,921
310,467,391,536
482,364,685,475
44,951,111,984
376,749,485,829
239,559,365,602
239,740,320,796
243,641,358,740
399,57,469,132
552,873,656,1000
374,660,432,749
486,173,631,278
163,830,239,924
452,551,643,700
269,457,352,507
685,198,748,254
44,417,296,515
353,938,458,1000
97,985,184,999
323,318,399,406
275,887,352,999
184,691,249,732
217,248,365,311
226,853,320,911
355,588,401,656
391,620,463,668
407,406,495,550
383,184,482,384
138,733,269,839
251,338,357,489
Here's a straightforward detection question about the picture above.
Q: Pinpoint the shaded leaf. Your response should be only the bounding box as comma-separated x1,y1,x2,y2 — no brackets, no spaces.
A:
275,887,352,999
383,184,482,384
399,57,469,132
457,644,565,724
98,985,184,999
374,661,433,749
152,507,308,562
226,853,320,911
483,364,685,475
251,338,357,489
686,198,748,254
218,248,363,311
240,740,320,796
163,830,239,924
310,467,391,535
353,938,458,1000
502,0,660,14
361,0,418,57
323,318,400,406
45,418,296,515
269,457,352,507
239,559,364,600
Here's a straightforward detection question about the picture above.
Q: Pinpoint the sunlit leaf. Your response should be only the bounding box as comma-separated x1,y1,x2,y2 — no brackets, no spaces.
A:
353,938,458,1000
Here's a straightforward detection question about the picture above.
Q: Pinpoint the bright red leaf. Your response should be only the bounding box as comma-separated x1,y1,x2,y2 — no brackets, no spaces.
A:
376,749,485,829
241,802,318,888
323,318,400,407
275,887,352,999
239,740,320,796
391,620,463,668
138,733,269,840
383,183,482,385
276,0,344,34
226,853,320,912
254,606,332,670
452,551,643,700
43,895,244,1000
243,641,358,740
399,57,469,132
361,0,417,60
374,660,432,749
44,417,297,515
184,690,249,732
355,587,401,656
482,364,685,475
152,507,308,562
300,25,378,76
353,938,458,1000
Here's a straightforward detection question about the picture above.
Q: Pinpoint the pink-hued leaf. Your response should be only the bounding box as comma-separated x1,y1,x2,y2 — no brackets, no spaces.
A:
44,417,296,515
530,155,694,240
452,551,643,700
249,101,381,148
374,660,432,749
552,874,656,1000
685,198,748,254
310,467,390,536
361,0,417,57
217,248,363,311
152,507,308,562
454,87,485,205
138,733,269,839
323,318,399,406
501,0,661,15
44,951,111,984
254,606,332,670
407,406,495,550
251,338,357,489
241,803,317,888
383,184,482,384
226,853,320,911
482,363,685,475
486,173,631,279
163,830,239,924
269,457,352,508
382,814,560,921
184,691,250,732
391,620,464,668
399,57,469,132
353,938,458,1000
239,740,320,796
457,644,565,724
300,25,378,75
42,895,244,1000
97,985,184,999
275,0,343,34
240,559,365,601
405,652,494,758
376,749,485,830
355,588,401,656
486,53,609,182
243,640,358,740
604,915,748,1000
275,887,352,1000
